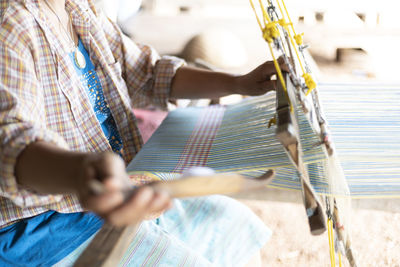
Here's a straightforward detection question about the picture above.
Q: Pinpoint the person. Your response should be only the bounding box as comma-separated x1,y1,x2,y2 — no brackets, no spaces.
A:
0,0,285,266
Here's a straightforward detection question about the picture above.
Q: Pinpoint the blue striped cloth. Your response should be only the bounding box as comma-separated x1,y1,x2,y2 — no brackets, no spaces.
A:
54,196,271,267
127,83,400,198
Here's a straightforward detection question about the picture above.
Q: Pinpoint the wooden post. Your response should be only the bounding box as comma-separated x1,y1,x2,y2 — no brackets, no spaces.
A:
275,73,326,235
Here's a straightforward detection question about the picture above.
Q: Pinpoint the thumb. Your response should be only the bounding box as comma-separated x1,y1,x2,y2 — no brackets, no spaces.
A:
260,79,277,91
87,152,130,192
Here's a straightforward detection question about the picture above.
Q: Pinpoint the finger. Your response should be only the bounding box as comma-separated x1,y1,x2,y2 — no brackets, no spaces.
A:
105,186,154,227
78,163,97,195
143,200,172,220
257,169,275,181
103,176,128,191
143,191,172,220
259,61,277,78
83,190,125,214
92,153,130,188
147,190,171,213
166,200,174,210
245,80,276,96
258,62,286,81
260,79,277,90
277,56,289,72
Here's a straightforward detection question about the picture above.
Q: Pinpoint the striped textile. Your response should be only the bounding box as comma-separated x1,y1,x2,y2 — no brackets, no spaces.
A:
128,83,400,198
53,196,271,267
173,106,225,172
128,92,328,192
319,83,400,198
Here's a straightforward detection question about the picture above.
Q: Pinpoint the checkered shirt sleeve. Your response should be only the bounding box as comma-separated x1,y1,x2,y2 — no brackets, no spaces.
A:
0,0,186,227
0,43,70,208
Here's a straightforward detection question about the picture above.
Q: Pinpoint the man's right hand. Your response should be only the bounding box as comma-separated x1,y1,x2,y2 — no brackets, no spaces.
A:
77,152,173,227
16,142,172,227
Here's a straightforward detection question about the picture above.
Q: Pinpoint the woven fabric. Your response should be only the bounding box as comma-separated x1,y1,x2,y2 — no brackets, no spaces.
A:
128,83,400,198
0,0,184,228
53,196,271,267
128,92,326,191
173,106,225,172
319,83,400,198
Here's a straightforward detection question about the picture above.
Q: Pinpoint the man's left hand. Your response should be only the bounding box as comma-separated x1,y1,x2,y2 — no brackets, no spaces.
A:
234,58,288,96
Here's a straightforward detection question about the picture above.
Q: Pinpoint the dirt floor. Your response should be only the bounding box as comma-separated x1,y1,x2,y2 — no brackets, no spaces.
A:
240,197,400,267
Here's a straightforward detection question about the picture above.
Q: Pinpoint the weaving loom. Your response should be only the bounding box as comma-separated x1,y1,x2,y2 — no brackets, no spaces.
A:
74,1,400,266
125,0,359,265
128,83,400,195
128,90,328,191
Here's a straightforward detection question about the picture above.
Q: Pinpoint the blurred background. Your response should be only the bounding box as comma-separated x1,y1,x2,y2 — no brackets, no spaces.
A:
96,0,400,266
101,0,400,83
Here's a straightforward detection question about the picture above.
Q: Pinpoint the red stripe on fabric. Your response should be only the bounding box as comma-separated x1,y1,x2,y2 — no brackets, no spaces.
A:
141,235,163,267
178,254,190,267
122,229,147,267
153,239,170,266
173,105,225,172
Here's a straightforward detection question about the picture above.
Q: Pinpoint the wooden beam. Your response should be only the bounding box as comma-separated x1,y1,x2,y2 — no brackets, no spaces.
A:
275,73,326,235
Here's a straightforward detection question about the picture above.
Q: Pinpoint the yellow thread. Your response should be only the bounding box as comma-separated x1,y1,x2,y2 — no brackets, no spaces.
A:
280,0,298,36
258,0,271,23
278,18,287,27
267,43,293,112
249,0,263,31
268,116,276,128
275,0,318,94
250,0,292,111
303,73,317,95
327,218,336,267
286,28,306,73
250,0,302,112
268,43,285,89
275,0,306,74
294,33,304,45
255,0,280,43
327,219,333,266
263,21,280,43
339,252,343,267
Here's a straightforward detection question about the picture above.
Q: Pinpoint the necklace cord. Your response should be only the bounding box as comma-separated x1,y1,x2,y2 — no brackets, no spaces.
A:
43,1,77,50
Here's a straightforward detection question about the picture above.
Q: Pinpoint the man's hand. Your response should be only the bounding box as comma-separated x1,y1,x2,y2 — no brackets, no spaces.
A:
233,58,289,96
16,142,172,227
170,58,288,100
77,152,172,227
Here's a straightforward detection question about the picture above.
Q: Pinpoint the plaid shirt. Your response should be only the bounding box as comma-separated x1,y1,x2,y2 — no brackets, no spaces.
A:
0,0,184,228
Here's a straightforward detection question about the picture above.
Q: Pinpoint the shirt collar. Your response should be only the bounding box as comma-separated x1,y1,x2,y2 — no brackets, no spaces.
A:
18,0,92,56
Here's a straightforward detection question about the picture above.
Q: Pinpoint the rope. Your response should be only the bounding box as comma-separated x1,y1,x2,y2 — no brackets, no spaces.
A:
249,0,292,112
249,0,263,30
250,0,317,95
327,218,336,266
275,0,316,94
